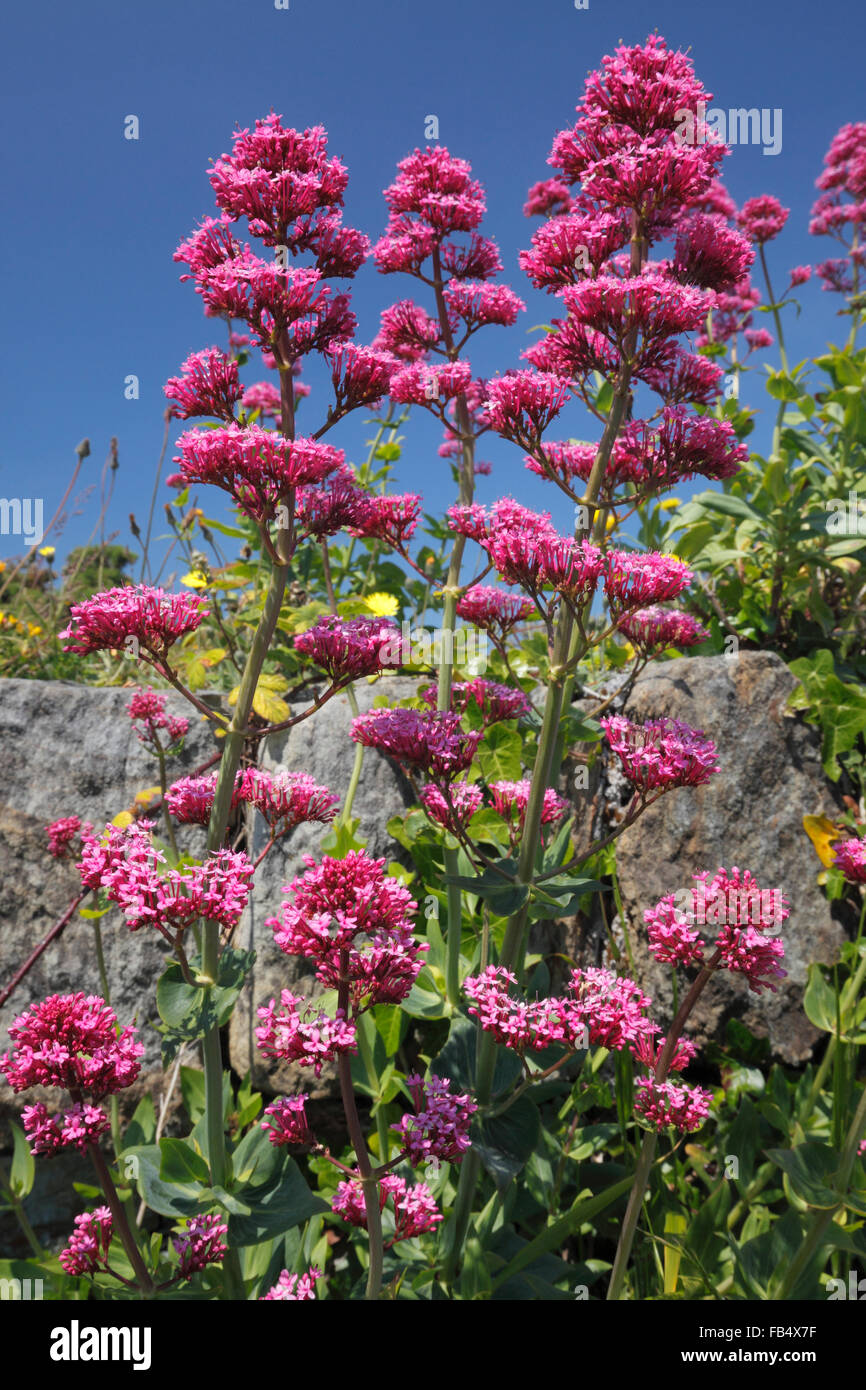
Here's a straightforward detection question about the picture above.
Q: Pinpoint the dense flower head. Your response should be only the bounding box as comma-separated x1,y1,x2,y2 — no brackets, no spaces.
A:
634,1077,712,1132
419,781,484,833
242,380,282,419
382,146,486,236
736,195,789,244
618,606,710,652
174,215,242,278
631,1032,697,1074
260,1267,321,1301
788,265,812,289
294,614,401,682
2,993,143,1099
59,1207,113,1276
374,299,440,359
328,342,396,410
21,1100,111,1156
561,272,712,352
639,345,725,406
565,967,657,1052
126,687,189,749
197,252,356,357
173,423,343,523
346,492,422,547
420,678,530,724
672,213,754,292
395,1073,476,1166
523,313,620,381
351,707,482,782
601,715,720,790
489,780,571,833
520,210,629,291
46,816,90,861
446,502,489,541
333,1174,443,1244
463,966,572,1052
79,821,253,933
443,278,525,328
164,773,222,826
173,1215,228,1279
261,1094,316,1147
644,868,788,982
164,348,242,421
389,358,473,406
270,850,418,959
484,371,571,445
441,233,503,281
296,477,376,539
456,585,534,637
604,550,693,609
643,894,706,967
524,178,574,218
832,837,866,883
239,767,340,832
59,585,207,659
255,991,356,1075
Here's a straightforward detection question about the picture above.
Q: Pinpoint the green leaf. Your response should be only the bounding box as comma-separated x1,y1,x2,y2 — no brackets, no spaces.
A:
474,1095,541,1190
765,1142,845,1209
159,1137,211,1187
9,1122,35,1199
228,1153,327,1247
475,724,524,782
129,1146,203,1218
803,963,840,1035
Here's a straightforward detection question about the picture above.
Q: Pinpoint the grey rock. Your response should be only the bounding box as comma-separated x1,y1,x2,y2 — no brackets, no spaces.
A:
568,652,847,1063
0,677,220,1128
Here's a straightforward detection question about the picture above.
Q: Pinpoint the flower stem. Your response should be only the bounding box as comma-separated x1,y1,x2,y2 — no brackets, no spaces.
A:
88,1142,154,1295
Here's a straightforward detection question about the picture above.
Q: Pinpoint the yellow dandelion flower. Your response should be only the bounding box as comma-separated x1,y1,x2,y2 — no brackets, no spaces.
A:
38,546,56,560
181,570,209,590
659,498,682,512
363,592,400,618
27,623,42,636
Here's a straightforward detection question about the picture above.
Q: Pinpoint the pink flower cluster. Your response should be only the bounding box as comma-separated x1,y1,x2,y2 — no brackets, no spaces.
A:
634,1077,712,1133
46,816,91,861
464,964,656,1056
489,780,571,833
172,424,343,526
2,993,143,1156
604,551,693,610
255,991,356,1076
419,781,484,834
165,766,339,835
351,707,482,784
260,1267,322,1301
173,1215,229,1278
59,1207,113,1276
420,678,530,724
261,1094,315,1147
393,1073,476,1166
294,615,401,682
164,347,242,421
736,195,789,245
79,821,254,933
332,1174,442,1245
810,123,866,295
126,687,190,752
601,715,720,791
618,606,710,652
267,850,425,1011
456,585,534,638
832,837,866,884
60,586,207,659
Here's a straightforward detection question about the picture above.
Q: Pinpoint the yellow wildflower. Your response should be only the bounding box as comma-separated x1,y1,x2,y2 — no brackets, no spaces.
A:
363,592,400,618
181,570,209,590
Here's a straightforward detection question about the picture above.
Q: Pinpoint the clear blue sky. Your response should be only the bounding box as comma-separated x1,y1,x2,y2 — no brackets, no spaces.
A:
1,0,863,573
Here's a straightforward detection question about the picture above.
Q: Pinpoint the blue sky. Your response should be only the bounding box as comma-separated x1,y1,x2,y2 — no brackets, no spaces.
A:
1,0,863,576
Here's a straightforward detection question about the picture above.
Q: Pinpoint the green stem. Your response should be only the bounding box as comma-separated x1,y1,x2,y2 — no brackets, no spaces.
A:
357,1022,391,1164
88,1142,154,1295
0,1164,45,1259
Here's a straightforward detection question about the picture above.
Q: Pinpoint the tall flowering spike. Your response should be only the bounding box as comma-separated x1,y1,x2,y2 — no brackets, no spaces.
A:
173,423,343,525
634,1078,712,1133
293,615,402,682
164,347,242,421
546,35,726,220
351,707,482,782
601,715,720,791
59,585,207,659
